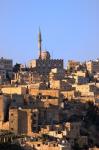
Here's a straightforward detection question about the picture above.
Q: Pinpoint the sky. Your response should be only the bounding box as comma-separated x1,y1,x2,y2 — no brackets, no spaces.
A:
0,0,99,65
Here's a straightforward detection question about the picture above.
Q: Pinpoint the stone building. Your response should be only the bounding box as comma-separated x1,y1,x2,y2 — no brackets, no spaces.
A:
12,71,42,85
1,86,27,95
74,76,88,84
28,30,63,75
0,57,13,80
26,140,71,150
86,59,99,74
67,60,80,71
50,80,72,91
0,95,10,122
38,106,61,125
9,108,28,135
49,68,65,81
9,108,39,135
29,89,60,98
75,83,98,96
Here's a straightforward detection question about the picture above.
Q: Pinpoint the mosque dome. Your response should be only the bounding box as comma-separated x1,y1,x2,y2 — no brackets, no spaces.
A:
41,51,51,60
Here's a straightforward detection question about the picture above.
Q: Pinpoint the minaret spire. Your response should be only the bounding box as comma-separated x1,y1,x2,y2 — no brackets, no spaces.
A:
38,28,42,59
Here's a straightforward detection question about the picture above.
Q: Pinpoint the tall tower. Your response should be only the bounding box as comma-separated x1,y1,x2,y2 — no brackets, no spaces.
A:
38,28,42,59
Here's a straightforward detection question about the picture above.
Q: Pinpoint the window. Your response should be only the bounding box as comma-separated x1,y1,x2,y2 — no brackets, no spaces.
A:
33,120,37,124
37,144,40,147
11,113,13,116
58,131,61,134
13,99,16,102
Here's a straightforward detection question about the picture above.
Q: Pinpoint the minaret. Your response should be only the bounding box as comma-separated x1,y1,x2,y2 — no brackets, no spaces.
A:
38,28,42,59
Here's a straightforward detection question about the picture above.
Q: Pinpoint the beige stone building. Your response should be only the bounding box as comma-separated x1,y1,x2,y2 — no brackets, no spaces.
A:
74,76,88,84
29,89,60,98
75,83,98,96
86,60,99,74
67,60,80,70
1,86,27,95
42,98,59,107
61,90,78,99
50,80,72,91
0,121,9,130
12,71,42,85
89,148,99,150
0,95,10,122
76,71,87,77
9,108,29,135
73,71,89,84
26,140,71,150
49,68,65,81
9,108,39,135
28,31,63,75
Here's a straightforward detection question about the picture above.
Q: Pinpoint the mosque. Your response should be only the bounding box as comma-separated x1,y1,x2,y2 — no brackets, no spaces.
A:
28,30,63,75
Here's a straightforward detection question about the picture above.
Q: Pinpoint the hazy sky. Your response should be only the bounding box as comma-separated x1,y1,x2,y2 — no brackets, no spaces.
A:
0,0,99,65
